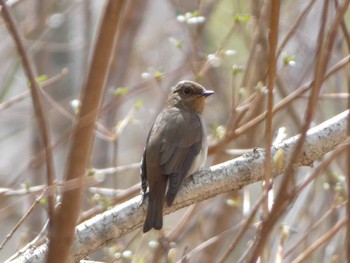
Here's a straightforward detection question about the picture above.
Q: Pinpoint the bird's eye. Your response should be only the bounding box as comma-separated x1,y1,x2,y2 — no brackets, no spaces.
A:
183,87,192,94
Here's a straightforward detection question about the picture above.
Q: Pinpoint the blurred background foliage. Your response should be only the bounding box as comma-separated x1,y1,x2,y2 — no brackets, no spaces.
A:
0,0,349,262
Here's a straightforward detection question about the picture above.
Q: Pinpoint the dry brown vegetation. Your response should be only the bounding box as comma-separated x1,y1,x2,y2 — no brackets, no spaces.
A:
1,0,350,262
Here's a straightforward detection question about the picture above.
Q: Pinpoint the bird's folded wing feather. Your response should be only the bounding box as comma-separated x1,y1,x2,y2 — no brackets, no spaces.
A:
157,108,203,203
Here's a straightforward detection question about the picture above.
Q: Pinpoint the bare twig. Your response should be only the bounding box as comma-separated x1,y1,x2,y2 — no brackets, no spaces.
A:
276,0,317,57
0,68,68,113
5,219,50,263
284,201,346,259
291,218,347,263
218,189,268,263
179,221,245,263
0,0,56,225
0,188,47,249
0,185,46,196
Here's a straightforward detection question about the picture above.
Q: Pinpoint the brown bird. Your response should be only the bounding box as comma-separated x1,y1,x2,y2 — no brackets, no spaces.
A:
140,80,214,233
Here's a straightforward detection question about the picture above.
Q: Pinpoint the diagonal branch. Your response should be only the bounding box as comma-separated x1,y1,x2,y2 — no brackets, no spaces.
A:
0,0,56,222
7,110,349,263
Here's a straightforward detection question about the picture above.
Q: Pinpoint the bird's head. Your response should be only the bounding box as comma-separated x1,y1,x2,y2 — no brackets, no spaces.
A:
167,80,214,113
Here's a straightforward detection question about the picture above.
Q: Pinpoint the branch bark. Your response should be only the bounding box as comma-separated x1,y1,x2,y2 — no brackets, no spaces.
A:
7,110,349,263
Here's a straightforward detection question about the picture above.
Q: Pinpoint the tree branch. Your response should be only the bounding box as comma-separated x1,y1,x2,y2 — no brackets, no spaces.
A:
7,110,349,263
46,1,127,262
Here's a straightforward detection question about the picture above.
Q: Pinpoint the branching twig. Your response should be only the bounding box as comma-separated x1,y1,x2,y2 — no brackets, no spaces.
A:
208,54,350,154
291,218,347,263
0,0,56,225
0,68,68,113
5,220,50,263
276,0,317,57
0,188,47,249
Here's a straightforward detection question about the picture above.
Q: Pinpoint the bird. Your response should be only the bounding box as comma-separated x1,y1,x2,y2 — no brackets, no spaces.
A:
140,80,214,233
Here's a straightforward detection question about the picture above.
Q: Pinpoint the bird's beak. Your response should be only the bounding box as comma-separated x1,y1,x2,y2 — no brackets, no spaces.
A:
201,90,215,97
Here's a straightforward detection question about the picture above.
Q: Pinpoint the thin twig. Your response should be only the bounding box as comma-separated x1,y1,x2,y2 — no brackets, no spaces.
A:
0,185,46,196
295,140,350,194
166,204,197,241
276,0,317,57
4,219,50,263
178,221,245,263
218,189,268,263
0,0,56,224
0,188,47,249
291,218,347,263
284,201,346,259
0,68,68,113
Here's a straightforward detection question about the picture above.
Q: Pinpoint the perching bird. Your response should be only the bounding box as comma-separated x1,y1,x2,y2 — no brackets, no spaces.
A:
140,80,214,233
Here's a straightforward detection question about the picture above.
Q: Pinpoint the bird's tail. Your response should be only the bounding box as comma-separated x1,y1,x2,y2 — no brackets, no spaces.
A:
143,194,164,233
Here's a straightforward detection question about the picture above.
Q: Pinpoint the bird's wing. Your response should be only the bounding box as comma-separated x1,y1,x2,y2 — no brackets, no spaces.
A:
140,124,154,196
157,108,203,205
140,150,147,195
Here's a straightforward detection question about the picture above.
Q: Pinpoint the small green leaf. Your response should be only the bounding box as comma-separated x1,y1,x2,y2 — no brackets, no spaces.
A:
175,41,182,48
282,53,296,65
211,125,225,140
22,183,30,192
191,10,200,17
102,198,112,208
226,198,239,207
255,82,265,93
169,37,183,48
37,75,48,83
133,99,144,109
112,87,129,96
233,13,251,23
87,168,95,176
153,70,165,80
232,64,243,75
39,197,47,205
238,87,247,97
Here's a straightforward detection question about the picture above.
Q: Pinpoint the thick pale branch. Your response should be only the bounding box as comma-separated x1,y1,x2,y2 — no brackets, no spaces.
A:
7,110,349,263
